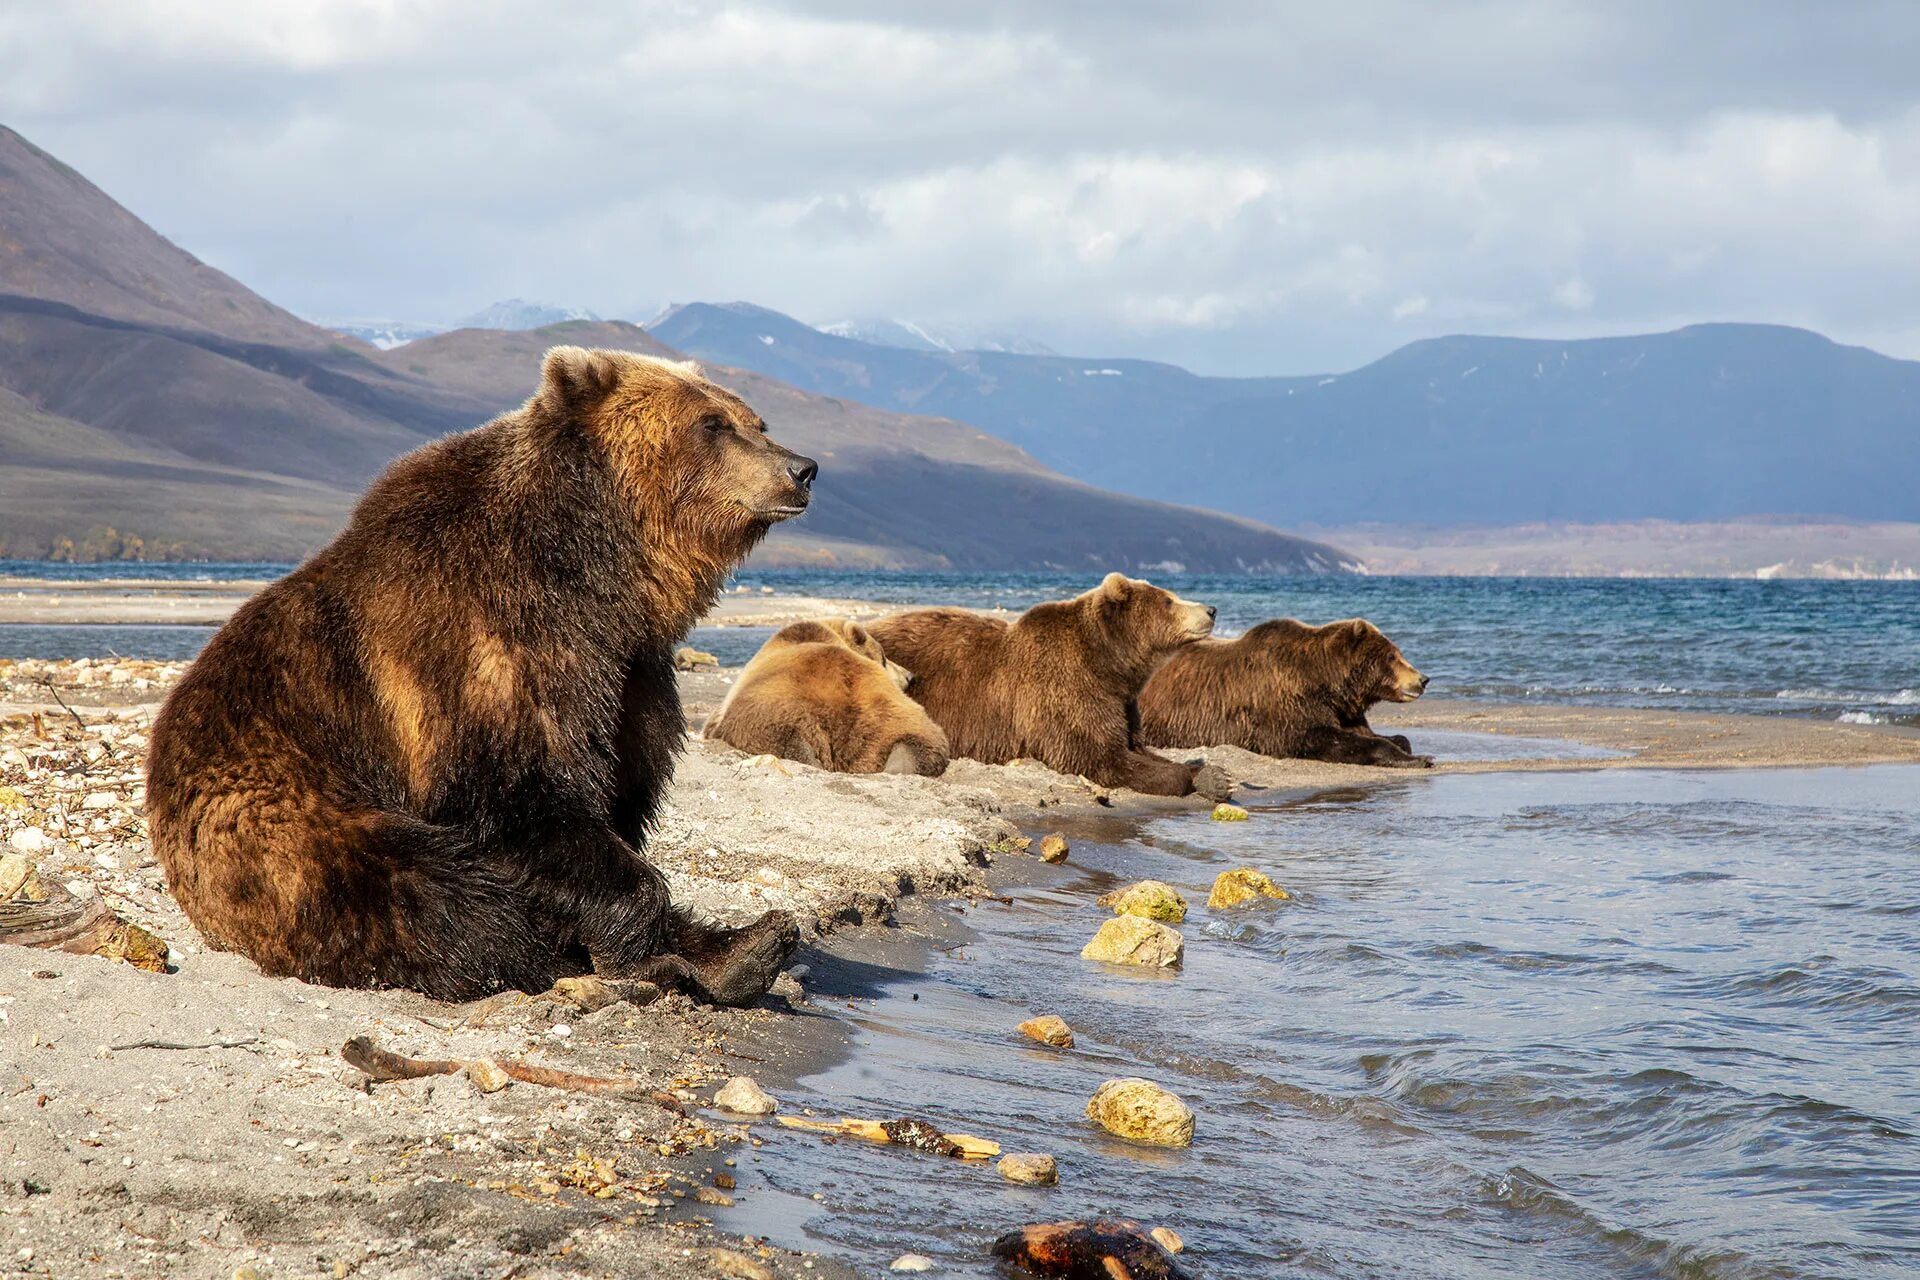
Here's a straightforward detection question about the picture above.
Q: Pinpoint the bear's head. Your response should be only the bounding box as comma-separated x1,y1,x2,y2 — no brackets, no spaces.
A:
1085,572,1216,673
534,346,817,564
1247,617,1427,707
765,618,911,688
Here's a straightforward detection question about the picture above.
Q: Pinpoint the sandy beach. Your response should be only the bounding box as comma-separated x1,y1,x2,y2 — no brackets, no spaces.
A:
4,589,1919,1277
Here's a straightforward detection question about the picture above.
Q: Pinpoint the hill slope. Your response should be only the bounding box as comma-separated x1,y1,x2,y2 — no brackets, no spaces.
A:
651,304,1920,528
0,127,1348,572
383,322,1356,572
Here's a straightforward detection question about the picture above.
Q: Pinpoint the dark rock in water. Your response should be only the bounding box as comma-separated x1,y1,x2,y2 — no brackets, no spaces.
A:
990,1218,1192,1279
880,1117,959,1156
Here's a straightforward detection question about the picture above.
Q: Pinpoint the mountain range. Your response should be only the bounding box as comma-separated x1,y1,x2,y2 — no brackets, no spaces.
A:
0,125,1346,572
649,303,1920,528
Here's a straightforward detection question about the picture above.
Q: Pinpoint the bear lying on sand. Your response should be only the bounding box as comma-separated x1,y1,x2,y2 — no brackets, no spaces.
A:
868,574,1225,797
1138,617,1433,768
147,347,817,1004
705,619,950,776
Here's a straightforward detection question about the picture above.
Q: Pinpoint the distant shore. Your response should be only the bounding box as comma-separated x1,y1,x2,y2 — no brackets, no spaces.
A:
0,578,900,629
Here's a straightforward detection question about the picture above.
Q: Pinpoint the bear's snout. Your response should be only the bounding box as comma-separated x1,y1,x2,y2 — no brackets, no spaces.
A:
757,448,819,520
1175,597,1216,640
1389,658,1428,701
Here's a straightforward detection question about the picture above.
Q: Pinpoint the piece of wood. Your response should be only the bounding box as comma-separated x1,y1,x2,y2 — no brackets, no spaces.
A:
1,863,168,972
339,1036,685,1114
990,1219,1193,1280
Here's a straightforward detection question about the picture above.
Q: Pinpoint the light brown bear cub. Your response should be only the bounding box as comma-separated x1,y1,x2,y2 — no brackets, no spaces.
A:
1138,617,1433,768
868,573,1224,797
705,619,950,776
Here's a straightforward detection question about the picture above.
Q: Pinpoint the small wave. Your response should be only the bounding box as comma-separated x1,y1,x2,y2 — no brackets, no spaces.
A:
1838,711,1888,725
1777,686,1920,706
1484,1166,1792,1280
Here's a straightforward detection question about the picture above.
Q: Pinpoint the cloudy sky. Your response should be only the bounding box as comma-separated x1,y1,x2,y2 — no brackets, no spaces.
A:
4,1,1918,373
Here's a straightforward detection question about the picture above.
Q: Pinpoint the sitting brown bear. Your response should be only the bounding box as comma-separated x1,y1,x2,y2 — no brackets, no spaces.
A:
867,574,1221,796
146,347,817,1004
705,619,950,776
1138,617,1433,768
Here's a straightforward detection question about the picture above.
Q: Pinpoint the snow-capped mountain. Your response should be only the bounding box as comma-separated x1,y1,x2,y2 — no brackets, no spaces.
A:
454,298,601,330
322,319,444,350
817,317,1056,356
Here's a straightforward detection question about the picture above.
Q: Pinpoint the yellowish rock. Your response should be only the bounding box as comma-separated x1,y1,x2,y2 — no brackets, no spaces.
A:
1210,802,1250,822
1017,1014,1075,1048
1086,1077,1195,1147
1096,879,1188,923
1207,868,1290,909
1038,833,1070,863
1151,1226,1185,1254
998,1152,1059,1185
707,1248,774,1280
1079,915,1183,968
551,975,621,1012
714,1075,779,1116
466,1058,512,1093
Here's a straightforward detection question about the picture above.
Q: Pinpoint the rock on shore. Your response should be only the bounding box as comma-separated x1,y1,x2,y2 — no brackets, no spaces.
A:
1085,1078,1196,1148
1079,915,1184,968
1096,880,1187,923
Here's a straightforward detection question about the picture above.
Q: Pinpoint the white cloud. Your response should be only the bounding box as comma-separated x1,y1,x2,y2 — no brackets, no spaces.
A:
1,2,1918,372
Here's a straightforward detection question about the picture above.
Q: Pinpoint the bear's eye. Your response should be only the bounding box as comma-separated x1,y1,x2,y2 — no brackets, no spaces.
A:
699,415,729,436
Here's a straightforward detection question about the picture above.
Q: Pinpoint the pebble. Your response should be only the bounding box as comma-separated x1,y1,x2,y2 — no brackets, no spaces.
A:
713,1075,779,1116
1079,915,1184,968
1096,879,1188,923
1086,1077,1196,1147
889,1255,936,1273
1207,867,1290,909
1150,1226,1185,1254
1210,802,1250,821
7,827,51,856
1038,833,1070,863
1016,1014,1075,1048
998,1152,1059,1185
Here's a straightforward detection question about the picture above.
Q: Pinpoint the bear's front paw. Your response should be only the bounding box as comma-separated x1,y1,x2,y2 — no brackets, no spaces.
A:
1191,762,1235,803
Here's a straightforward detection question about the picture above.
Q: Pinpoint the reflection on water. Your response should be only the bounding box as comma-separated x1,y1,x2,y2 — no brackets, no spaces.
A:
741,765,1920,1279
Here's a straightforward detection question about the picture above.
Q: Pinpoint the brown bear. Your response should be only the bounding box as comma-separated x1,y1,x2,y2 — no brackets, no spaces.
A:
704,618,950,776
146,347,818,1004
1138,617,1433,768
867,574,1220,796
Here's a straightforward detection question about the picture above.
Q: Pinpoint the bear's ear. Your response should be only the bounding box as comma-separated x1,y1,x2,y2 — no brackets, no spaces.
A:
1097,571,1132,600
538,346,624,416
845,622,871,647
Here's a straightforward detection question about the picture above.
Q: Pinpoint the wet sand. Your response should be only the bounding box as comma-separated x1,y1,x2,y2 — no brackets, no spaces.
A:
4,598,1919,1277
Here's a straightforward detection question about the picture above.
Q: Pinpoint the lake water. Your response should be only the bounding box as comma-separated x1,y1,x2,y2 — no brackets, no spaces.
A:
2,566,1916,726
741,764,1920,1280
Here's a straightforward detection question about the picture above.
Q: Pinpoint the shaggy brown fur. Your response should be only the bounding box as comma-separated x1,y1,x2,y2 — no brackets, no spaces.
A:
147,347,819,1004
705,619,950,775
867,574,1217,796
1138,617,1432,768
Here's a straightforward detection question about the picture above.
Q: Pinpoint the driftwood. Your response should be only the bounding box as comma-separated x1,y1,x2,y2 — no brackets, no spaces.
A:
775,1114,1000,1159
0,855,168,972
340,1036,685,1114
990,1219,1193,1280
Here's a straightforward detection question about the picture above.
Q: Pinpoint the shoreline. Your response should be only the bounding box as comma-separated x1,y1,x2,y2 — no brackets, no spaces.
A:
4,595,1920,1277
